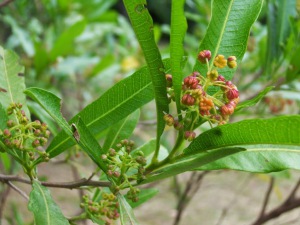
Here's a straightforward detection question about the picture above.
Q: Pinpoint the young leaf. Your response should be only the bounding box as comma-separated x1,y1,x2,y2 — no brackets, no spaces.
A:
193,0,264,81
28,181,69,225
235,86,274,111
45,59,170,159
103,109,140,152
24,88,107,170
122,0,169,160
125,188,159,209
0,46,30,118
118,194,140,225
182,116,300,173
170,0,187,117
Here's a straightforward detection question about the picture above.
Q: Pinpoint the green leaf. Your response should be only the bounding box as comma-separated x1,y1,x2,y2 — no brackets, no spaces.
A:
27,101,58,135
50,20,86,61
193,0,264,81
125,188,159,209
184,116,300,155
123,0,169,157
45,59,170,159
144,147,244,183
74,117,107,171
170,0,187,117
265,0,297,75
103,110,140,152
0,46,30,118
118,194,140,225
0,103,8,130
24,88,107,170
235,86,274,111
182,116,300,173
28,181,69,225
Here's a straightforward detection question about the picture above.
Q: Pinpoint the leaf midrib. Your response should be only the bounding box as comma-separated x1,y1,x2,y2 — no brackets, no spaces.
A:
48,82,152,154
208,0,234,71
36,183,51,224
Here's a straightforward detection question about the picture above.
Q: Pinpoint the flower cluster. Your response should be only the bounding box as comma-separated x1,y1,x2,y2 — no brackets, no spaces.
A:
0,103,50,162
101,139,147,202
81,193,119,225
165,50,239,141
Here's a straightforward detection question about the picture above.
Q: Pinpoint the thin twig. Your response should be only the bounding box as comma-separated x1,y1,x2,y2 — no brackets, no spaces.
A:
258,177,275,218
6,181,29,201
0,185,10,222
0,174,110,189
0,0,13,8
251,177,300,225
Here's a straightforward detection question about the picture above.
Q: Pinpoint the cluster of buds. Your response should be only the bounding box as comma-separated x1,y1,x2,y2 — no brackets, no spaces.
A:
81,193,119,224
164,50,240,141
0,103,50,162
264,96,294,114
101,139,147,201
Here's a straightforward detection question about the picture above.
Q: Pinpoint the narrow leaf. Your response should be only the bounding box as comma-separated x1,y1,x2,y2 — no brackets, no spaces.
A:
194,0,264,81
0,46,30,118
235,86,274,111
103,110,140,152
122,0,169,156
118,194,140,225
28,181,69,225
170,0,187,116
45,59,170,159
184,116,300,155
144,147,244,183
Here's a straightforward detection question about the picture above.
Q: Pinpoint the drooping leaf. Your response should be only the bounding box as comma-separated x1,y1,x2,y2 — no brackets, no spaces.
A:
144,147,244,183
118,194,140,225
193,0,264,81
103,109,140,152
182,116,300,173
28,181,69,225
235,86,274,111
44,59,170,159
50,20,86,61
170,0,187,117
125,188,159,208
24,88,107,170
0,46,30,119
123,0,169,157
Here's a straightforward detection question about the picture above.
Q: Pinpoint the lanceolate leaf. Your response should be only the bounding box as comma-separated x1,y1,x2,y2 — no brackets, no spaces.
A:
235,86,274,111
103,110,140,152
28,181,69,225
182,116,300,173
144,147,244,183
118,194,140,225
24,88,106,170
0,46,30,118
170,0,187,117
44,59,170,159
122,0,169,156
193,0,264,81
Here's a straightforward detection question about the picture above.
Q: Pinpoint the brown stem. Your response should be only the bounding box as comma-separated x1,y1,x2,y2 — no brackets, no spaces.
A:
0,174,110,189
0,0,13,8
251,177,300,225
173,171,208,225
6,181,29,201
0,185,10,223
258,177,275,219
